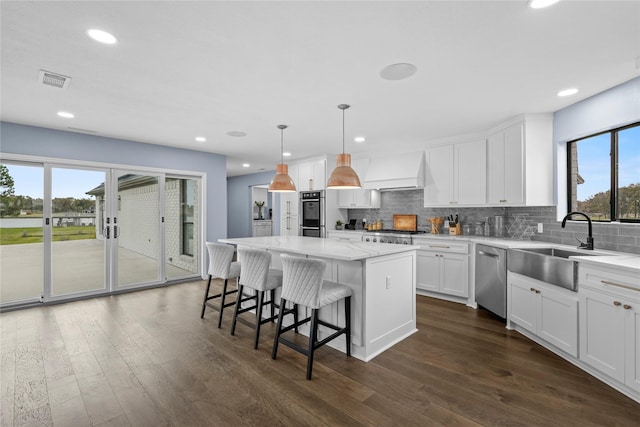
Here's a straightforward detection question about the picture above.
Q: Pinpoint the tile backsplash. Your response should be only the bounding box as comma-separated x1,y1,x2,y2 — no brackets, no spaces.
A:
347,189,640,255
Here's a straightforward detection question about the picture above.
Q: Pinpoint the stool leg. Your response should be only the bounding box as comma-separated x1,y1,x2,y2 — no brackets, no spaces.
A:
272,297,287,359
230,284,244,336
254,291,264,349
345,296,352,357
306,309,319,380
270,289,275,321
217,278,229,328
200,275,213,319
294,303,299,333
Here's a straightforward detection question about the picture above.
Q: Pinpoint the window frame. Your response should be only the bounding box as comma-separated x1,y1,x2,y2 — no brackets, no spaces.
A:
566,121,640,223
180,179,194,257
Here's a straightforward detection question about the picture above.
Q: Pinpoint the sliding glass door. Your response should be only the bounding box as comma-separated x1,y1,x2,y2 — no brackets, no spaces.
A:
1,159,202,309
49,166,109,297
0,162,44,304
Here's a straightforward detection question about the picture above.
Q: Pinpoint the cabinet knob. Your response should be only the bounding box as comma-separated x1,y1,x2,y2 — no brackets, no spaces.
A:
500,199,507,203
623,304,632,310
613,301,622,306
535,289,541,294
530,287,536,292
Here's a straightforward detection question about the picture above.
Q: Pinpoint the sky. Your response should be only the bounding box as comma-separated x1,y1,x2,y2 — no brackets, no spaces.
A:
3,165,105,199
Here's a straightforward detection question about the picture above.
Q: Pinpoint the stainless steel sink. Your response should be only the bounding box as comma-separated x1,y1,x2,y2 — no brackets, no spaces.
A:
508,247,601,291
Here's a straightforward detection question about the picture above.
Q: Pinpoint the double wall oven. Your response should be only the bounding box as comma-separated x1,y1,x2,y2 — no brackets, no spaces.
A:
299,190,325,238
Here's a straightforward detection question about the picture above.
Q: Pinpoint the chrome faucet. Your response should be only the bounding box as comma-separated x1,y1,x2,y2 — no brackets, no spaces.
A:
561,211,594,250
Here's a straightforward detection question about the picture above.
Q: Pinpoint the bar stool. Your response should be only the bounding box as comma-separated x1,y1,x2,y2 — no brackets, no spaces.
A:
271,254,352,380
230,248,285,349
200,242,241,328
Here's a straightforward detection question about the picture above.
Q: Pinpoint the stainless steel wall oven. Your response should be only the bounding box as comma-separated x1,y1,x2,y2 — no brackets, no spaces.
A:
299,190,325,238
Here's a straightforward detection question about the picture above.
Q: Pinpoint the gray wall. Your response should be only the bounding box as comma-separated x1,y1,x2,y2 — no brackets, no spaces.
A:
227,171,276,238
0,121,228,244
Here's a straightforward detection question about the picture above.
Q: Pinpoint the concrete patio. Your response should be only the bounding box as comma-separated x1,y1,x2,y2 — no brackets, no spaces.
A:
0,239,196,305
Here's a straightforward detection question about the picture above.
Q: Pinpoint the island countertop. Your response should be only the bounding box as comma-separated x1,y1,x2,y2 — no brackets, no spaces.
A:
218,235,419,261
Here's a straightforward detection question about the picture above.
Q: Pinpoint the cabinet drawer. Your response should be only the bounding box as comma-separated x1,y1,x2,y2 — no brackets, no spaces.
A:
579,265,640,299
412,238,469,254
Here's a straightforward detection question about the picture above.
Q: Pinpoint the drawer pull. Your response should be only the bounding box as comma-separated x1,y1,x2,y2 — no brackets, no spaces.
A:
530,287,536,292
535,289,541,294
623,304,632,310
429,245,451,249
613,301,622,306
600,280,640,292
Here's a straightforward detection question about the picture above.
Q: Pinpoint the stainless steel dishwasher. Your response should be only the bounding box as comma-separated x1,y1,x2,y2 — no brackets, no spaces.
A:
475,244,507,319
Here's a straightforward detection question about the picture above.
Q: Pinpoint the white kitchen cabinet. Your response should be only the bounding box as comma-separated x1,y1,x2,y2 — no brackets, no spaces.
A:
579,265,640,393
298,159,326,191
252,220,272,237
279,214,298,236
414,238,469,298
336,157,381,208
487,114,553,206
424,139,486,207
278,164,299,236
508,272,579,357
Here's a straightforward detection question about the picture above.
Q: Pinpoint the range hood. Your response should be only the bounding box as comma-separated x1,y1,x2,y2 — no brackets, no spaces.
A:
364,151,425,191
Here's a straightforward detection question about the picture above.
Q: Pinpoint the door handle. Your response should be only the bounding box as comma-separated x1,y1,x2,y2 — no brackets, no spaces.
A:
114,225,120,238
104,226,110,239
478,250,499,258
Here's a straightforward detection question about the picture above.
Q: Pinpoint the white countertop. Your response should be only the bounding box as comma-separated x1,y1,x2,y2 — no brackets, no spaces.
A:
219,236,418,261
411,234,640,273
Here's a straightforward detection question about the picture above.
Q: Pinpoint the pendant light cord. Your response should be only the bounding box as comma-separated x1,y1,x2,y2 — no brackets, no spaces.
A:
281,128,284,164
342,108,345,154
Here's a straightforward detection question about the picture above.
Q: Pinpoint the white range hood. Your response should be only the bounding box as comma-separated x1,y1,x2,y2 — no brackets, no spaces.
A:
363,151,425,191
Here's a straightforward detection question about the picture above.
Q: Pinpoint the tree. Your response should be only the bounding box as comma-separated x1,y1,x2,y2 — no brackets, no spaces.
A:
0,165,15,198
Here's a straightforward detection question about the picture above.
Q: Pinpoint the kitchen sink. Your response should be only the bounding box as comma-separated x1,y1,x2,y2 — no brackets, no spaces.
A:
508,247,602,291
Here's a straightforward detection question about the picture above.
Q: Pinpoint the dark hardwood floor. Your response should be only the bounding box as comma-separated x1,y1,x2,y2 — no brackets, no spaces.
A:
1,279,639,426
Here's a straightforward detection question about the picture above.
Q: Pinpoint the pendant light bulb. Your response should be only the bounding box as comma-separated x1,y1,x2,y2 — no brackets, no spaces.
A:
327,104,362,189
268,125,297,192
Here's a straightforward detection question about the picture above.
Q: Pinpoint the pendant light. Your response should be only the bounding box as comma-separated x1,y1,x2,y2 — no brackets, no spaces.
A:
327,104,361,189
268,124,297,192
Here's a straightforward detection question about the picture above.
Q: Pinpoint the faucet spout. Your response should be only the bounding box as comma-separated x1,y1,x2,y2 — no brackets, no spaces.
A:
561,211,594,250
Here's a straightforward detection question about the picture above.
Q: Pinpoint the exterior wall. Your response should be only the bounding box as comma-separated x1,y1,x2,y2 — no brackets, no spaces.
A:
164,179,198,273
118,183,160,259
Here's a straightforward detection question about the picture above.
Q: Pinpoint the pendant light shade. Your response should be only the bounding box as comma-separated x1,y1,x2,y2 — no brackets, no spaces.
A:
327,104,361,189
268,125,296,192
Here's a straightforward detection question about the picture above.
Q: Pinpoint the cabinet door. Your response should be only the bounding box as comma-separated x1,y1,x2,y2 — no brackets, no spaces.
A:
440,253,469,297
416,251,440,292
312,159,326,191
487,131,505,204
625,304,640,393
297,162,312,191
455,140,486,205
424,145,454,206
503,123,524,204
508,277,537,334
337,189,355,207
280,214,298,236
579,288,625,383
538,287,578,357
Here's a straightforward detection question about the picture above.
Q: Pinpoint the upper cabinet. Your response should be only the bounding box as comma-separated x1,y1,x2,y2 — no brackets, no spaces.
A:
424,139,486,207
487,114,554,206
336,157,381,208
297,159,326,191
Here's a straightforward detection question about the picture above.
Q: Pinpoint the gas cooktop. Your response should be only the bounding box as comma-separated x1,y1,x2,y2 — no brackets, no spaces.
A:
366,229,427,235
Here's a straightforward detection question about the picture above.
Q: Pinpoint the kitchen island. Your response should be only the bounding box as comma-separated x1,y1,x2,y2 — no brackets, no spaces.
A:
218,236,418,361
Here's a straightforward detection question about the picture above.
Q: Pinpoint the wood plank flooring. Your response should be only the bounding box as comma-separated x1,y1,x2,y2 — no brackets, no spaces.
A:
1,279,639,426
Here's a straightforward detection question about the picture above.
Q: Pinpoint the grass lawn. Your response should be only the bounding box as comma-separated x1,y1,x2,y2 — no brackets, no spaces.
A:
0,226,97,245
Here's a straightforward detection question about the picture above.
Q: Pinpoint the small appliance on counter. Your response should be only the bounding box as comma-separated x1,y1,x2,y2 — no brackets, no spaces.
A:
344,219,357,230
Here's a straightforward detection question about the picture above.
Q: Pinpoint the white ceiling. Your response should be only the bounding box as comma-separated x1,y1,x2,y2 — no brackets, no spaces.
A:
1,1,639,176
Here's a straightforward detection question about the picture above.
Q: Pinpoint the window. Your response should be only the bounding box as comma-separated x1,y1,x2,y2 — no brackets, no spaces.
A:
567,122,640,222
181,179,195,256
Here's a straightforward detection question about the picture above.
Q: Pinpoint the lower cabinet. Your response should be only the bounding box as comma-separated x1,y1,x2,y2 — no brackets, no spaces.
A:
415,239,469,299
508,272,578,357
280,214,298,236
579,265,640,394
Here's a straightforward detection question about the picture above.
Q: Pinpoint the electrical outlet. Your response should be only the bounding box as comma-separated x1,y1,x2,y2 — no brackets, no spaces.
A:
386,276,392,289
537,223,543,233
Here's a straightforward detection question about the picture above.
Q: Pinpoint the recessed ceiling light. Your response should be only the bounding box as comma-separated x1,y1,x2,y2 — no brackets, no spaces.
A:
227,131,247,137
242,163,250,168
529,0,560,8
557,88,578,97
380,63,417,81
354,136,366,143
86,29,118,45
195,136,206,142
57,111,74,118
283,152,291,157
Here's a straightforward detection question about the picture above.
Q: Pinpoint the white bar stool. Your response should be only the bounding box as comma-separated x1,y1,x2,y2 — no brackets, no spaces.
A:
271,254,352,380
200,242,241,328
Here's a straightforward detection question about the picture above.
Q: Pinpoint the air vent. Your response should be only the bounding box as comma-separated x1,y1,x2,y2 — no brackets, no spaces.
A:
39,70,71,89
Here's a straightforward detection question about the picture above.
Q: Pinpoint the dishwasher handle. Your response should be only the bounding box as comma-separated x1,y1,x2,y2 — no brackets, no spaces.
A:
478,250,500,258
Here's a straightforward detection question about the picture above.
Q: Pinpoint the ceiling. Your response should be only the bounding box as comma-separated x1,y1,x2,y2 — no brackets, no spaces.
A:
1,1,639,177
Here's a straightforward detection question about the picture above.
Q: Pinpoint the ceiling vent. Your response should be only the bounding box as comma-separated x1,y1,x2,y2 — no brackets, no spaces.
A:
39,70,71,89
